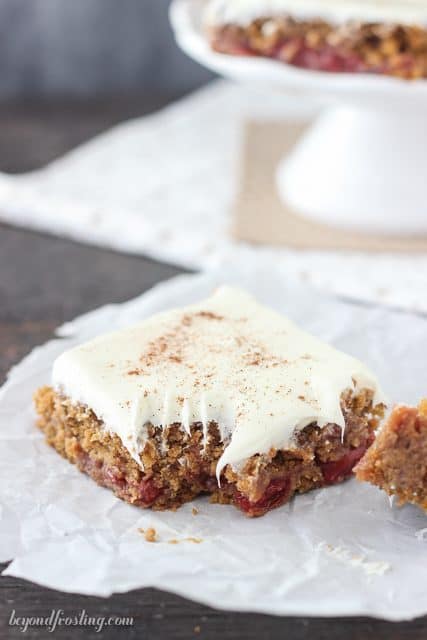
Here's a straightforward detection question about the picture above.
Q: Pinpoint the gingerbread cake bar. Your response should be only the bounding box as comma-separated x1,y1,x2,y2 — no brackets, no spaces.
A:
35,287,385,517
205,0,427,79
355,400,427,511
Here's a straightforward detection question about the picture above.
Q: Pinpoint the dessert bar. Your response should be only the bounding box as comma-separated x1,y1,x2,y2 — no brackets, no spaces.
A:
205,0,427,79
35,287,385,516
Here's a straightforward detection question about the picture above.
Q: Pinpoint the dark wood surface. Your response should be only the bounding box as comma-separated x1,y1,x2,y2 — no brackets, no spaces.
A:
0,95,426,640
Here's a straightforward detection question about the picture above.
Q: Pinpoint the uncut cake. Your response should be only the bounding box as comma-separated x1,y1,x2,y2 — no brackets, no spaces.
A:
204,0,427,78
35,287,385,517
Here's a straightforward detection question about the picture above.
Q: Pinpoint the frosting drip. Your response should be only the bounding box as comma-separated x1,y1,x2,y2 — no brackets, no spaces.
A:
52,287,383,478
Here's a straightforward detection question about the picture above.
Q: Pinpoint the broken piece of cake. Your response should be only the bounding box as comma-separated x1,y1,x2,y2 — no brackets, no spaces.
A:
34,286,385,517
204,0,427,79
355,401,427,511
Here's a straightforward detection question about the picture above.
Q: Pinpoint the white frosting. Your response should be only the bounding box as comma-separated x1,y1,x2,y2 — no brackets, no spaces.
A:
204,0,427,27
52,286,383,478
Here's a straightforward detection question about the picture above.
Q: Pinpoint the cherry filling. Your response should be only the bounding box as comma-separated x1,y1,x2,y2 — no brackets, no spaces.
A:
235,442,371,515
320,443,369,485
136,478,163,505
279,41,368,73
104,466,127,489
234,476,292,516
74,433,372,515
76,450,162,506
218,35,418,75
226,42,256,56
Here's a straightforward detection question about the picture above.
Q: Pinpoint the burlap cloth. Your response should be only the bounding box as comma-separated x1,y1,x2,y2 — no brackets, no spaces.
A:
232,121,427,252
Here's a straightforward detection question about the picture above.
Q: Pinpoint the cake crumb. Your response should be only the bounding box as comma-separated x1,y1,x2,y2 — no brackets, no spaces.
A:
139,527,157,542
168,539,179,544
418,399,427,417
192,507,199,516
186,537,202,544
321,542,390,576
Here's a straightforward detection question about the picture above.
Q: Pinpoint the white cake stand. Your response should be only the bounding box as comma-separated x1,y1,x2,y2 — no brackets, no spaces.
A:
170,0,427,235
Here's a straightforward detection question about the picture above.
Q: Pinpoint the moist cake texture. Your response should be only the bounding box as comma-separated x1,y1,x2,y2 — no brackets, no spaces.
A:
205,0,427,78
355,400,427,511
35,286,385,516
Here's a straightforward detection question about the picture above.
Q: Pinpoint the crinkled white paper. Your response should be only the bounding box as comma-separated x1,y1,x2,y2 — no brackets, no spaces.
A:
0,80,426,314
1,266,427,619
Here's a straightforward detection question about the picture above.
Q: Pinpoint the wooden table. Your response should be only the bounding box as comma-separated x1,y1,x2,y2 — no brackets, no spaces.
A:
0,96,425,640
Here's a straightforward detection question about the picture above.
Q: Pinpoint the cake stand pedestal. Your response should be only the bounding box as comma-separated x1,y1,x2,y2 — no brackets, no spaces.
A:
171,0,427,234
277,105,427,234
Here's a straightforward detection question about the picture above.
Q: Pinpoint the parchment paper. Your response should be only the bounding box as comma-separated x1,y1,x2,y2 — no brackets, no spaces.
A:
1,265,427,619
